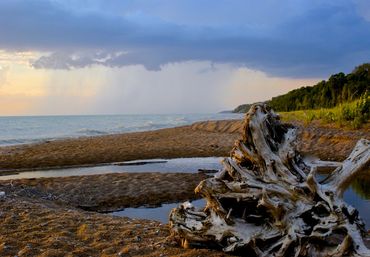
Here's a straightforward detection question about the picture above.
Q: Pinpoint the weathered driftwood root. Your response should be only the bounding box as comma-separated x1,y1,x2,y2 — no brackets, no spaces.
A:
169,103,370,257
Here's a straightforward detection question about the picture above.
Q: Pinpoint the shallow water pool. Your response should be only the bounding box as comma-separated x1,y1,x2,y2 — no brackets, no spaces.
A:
343,173,370,229
0,157,224,180
0,157,368,228
110,199,206,224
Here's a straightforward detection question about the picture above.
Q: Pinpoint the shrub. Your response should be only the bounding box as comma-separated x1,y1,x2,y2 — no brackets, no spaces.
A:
280,94,369,129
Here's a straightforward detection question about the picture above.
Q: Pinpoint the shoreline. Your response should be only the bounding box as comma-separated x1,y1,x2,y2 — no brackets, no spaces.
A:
1,119,369,173
0,115,244,148
0,123,238,172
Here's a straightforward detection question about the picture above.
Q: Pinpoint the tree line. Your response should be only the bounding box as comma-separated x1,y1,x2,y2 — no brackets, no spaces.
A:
233,63,369,112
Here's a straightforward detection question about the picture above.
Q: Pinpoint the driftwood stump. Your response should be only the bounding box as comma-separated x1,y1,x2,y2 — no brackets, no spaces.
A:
169,104,370,257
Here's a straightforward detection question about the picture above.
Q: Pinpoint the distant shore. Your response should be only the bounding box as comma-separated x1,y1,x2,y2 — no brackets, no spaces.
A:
0,119,369,172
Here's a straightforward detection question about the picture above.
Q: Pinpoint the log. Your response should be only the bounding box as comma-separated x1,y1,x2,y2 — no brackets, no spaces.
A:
169,103,370,257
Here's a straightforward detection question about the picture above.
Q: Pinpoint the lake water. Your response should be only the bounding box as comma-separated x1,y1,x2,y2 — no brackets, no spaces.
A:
0,113,242,146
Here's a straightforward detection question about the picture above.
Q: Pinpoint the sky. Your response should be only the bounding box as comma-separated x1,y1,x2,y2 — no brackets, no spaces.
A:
0,0,369,115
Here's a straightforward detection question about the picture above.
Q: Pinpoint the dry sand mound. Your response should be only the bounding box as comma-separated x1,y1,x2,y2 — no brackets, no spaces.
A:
191,119,370,161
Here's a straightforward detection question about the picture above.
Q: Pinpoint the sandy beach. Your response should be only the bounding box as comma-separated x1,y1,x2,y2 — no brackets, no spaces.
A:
0,119,369,256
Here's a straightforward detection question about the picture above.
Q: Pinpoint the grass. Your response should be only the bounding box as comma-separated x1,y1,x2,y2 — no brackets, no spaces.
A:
280,94,370,129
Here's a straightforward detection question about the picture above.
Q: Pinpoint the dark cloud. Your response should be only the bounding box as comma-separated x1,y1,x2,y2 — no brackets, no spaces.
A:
0,0,369,77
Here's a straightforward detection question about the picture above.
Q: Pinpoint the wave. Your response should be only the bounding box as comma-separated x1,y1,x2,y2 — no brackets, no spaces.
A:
114,117,189,133
117,123,169,133
0,138,53,146
0,113,243,147
172,116,186,122
76,128,109,136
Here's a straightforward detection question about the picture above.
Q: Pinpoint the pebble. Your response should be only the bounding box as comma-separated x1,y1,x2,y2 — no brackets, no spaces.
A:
0,191,5,198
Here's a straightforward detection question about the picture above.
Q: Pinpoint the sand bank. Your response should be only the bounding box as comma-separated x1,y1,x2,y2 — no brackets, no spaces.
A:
0,172,208,212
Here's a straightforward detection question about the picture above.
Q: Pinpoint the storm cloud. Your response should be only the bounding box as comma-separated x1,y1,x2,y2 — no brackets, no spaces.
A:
0,0,369,77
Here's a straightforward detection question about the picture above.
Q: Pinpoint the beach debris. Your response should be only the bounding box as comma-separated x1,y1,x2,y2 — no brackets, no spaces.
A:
197,169,219,174
0,191,5,198
169,103,370,257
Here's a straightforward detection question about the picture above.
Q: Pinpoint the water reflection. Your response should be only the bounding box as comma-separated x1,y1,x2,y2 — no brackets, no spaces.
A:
110,199,206,224
343,172,370,230
351,173,370,199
